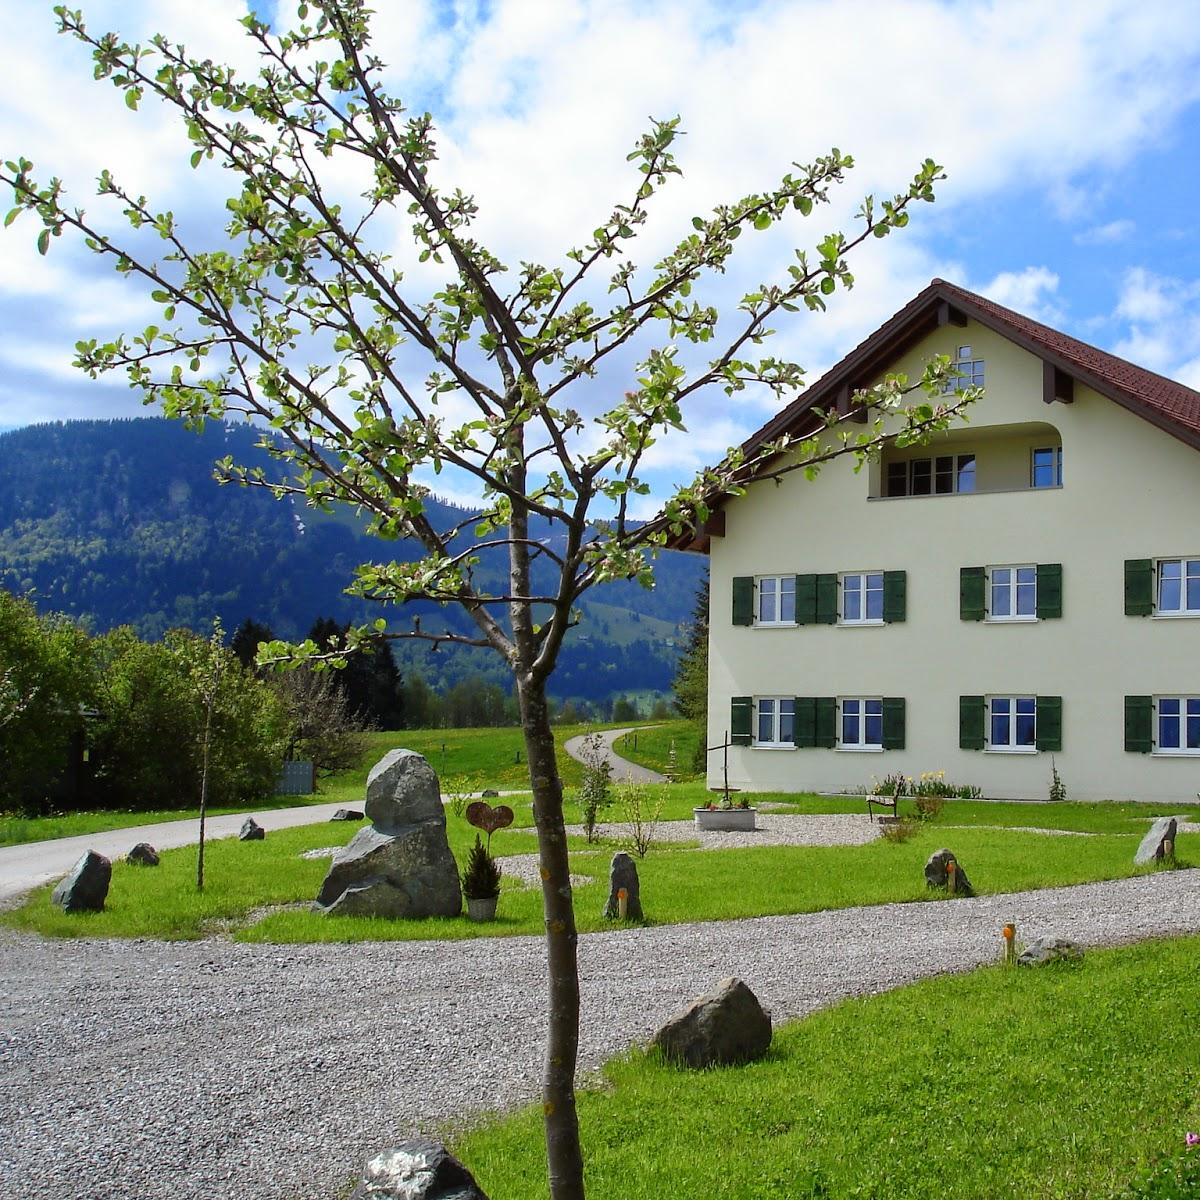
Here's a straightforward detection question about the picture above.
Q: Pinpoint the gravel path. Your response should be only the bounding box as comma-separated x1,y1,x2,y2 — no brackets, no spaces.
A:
561,726,666,783
4,868,1200,1200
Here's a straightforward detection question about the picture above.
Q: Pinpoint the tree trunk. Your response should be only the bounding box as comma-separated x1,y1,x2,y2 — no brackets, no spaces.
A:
197,699,213,892
519,675,585,1200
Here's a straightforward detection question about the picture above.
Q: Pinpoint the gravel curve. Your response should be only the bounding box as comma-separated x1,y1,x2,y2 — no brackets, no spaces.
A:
3,869,1200,1200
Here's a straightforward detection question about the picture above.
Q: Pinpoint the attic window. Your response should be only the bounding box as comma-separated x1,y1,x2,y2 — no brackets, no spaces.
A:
943,346,985,393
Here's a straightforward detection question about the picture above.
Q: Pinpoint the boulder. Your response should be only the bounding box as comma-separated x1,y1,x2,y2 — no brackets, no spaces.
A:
1018,936,1084,967
51,851,111,913
924,848,974,896
126,843,159,867
350,1140,489,1200
330,808,364,822
603,851,643,920
1135,816,1178,865
318,751,461,919
239,818,265,841
365,750,444,832
652,977,772,1069
481,788,500,798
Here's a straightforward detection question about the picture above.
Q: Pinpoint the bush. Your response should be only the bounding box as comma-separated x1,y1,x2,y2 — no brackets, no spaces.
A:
577,733,612,844
619,781,664,859
880,819,919,844
461,834,501,899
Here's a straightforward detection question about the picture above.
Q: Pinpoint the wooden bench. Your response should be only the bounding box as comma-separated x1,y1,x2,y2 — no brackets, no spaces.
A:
866,792,898,822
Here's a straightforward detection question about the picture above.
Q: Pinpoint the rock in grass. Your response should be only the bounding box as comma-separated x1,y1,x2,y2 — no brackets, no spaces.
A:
653,977,771,1068
350,1139,489,1200
126,843,159,867
1018,936,1084,966
924,848,974,896
481,789,500,798
603,852,643,920
330,808,364,822
365,750,443,832
239,818,265,841
51,851,111,912
1134,816,1178,865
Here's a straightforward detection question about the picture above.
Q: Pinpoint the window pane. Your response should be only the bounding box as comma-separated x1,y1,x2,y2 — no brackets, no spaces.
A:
957,455,976,493
1015,698,1036,746
1160,714,1181,749
887,462,908,497
1188,562,1200,612
911,459,932,496
842,699,860,746
991,567,1011,617
990,697,1010,746
843,575,862,621
1187,699,1200,750
760,577,777,623
1159,561,1182,611
1054,447,1063,485
1016,568,1036,616
758,698,775,743
865,574,884,620
779,576,795,623
865,699,883,747
935,455,954,494
779,700,795,745
957,345,972,359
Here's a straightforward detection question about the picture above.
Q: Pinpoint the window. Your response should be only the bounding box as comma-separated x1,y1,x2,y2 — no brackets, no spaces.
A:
987,696,1037,752
841,572,884,624
1155,697,1200,755
839,697,883,750
756,575,796,625
988,565,1037,620
1031,446,1062,488
942,345,985,393
1157,559,1200,616
886,453,976,497
755,697,795,747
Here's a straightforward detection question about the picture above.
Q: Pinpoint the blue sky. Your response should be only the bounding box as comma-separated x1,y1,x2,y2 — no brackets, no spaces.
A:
2,0,1200,510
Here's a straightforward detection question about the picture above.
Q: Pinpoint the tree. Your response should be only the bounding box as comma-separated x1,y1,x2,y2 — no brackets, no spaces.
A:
309,615,404,728
231,617,275,669
273,664,371,777
672,572,710,773
3,7,976,1195
192,619,225,891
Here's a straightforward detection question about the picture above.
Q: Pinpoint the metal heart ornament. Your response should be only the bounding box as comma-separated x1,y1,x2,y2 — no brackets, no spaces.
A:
466,800,514,835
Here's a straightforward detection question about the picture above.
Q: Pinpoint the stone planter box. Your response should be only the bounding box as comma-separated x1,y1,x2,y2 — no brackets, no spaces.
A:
694,807,757,832
466,895,499,922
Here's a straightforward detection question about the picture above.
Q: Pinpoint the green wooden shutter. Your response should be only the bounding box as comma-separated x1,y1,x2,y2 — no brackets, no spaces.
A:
1124,695,1153,753
731,696,753,745
815,574,838,625
960,566,986,621
793,697,816,748
882,697,906,750
882,571,907,623
1035,695,1062,752
1036,563,1062,620
815,697,837,748
795,574,817,625
732,577,754,626
1124,559,1154,616
959,695,985,750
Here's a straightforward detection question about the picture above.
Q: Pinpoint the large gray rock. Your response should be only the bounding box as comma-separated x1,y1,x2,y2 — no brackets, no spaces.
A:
1135,816,1178,865
318,751,461,918
603,851,643,920
126,842,159,867
366,750,444,831
350,1140,489,1200
924,848,974,896
1018,936,1084,967
653,977,772,1069
51,851,111,913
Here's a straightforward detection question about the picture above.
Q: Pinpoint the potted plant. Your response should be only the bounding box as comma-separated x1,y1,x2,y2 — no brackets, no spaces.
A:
694,788,757,832
461,834,502,921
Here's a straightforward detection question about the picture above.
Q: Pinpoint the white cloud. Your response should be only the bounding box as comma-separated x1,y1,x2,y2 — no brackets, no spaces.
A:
1111,267,1200,377
1075,219,1135,246
975,267,1062,322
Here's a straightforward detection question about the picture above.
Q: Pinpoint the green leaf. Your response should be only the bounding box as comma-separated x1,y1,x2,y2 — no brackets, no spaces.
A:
125,87,140,111
37,229,50,256
795,195,813,216
190,150,203,169
753,213,771,231
820,276,836,295
3,208,19,227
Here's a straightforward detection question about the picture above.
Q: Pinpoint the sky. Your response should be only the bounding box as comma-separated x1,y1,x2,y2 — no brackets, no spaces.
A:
2,0,1200,514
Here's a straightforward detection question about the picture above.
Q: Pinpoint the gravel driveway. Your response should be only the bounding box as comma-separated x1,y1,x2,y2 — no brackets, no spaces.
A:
4,869,1200,1200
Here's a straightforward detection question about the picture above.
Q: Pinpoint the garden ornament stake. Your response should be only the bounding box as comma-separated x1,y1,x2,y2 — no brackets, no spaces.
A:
466,800,515,853
1002,923,1017,965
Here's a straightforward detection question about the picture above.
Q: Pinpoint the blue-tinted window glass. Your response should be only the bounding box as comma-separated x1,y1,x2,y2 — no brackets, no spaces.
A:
1187,562,1200,612
1159,561,1182,611
1015,698,1036,746
1159,698,1180,749
779,577,796,623
865,574,884,620
758,698,775,744
1032,447,1062,488
842,699,861,746
1187,699,1200,750
759,577,777,623
990,697,1010,746
991,567,1012,616
844,576,862,621
957,454,976,492
1016,567,1037,616
779,700,795,745
865,699,883,746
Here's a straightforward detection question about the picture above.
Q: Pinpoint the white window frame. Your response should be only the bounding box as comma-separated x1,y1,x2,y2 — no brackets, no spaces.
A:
1031,445,1062,489
986,564,1038,622
754,696,796,748
755,575,796,626
887,453,976,497
1154,558,1200,617
985,695,1038,753
837,696,883,751
942,345,985,394
1153,695,1200,756
840,571,884,625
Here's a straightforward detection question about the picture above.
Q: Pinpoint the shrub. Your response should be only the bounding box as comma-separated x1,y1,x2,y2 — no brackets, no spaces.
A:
619,781,664,859
913,792,946,821
461,834,502,899
1049,757,1067,804
880,819,919,844
577,733,612,844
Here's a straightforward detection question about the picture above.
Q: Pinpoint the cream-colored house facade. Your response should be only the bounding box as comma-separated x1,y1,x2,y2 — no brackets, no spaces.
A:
686,280,1200,802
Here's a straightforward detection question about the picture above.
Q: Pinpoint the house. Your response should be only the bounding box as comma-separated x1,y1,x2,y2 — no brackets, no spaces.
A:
676,279,1200,802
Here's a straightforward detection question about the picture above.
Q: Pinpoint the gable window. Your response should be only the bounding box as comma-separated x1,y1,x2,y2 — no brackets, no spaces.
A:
943,345,985,393
987,696,1037,752
755,697,795,747
1155,697,1200,755
839,697,883,750
887,453,976,497
1157,559,1200,616
841,572,884,624
989,565,1037,621
1031,446,1062,488
756,575,796,625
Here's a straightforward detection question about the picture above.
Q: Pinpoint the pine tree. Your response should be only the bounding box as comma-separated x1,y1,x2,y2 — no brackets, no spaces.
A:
672,572,710,772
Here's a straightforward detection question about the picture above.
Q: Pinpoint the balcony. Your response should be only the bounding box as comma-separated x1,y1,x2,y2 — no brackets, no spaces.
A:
867,421,1062,501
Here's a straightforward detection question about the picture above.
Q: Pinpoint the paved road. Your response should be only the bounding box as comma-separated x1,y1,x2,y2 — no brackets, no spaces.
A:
0,802,363,904
562,725,667,783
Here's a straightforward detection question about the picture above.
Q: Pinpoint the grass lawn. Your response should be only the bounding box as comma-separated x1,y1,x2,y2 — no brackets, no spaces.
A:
0,721,634,848
613,719,702,779
5,785,1190,941
452,934,1200,1200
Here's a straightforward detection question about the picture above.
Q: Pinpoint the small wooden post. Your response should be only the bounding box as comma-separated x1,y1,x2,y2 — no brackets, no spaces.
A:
1002,923,1017,965
617,887,628,920
947,860,957,895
